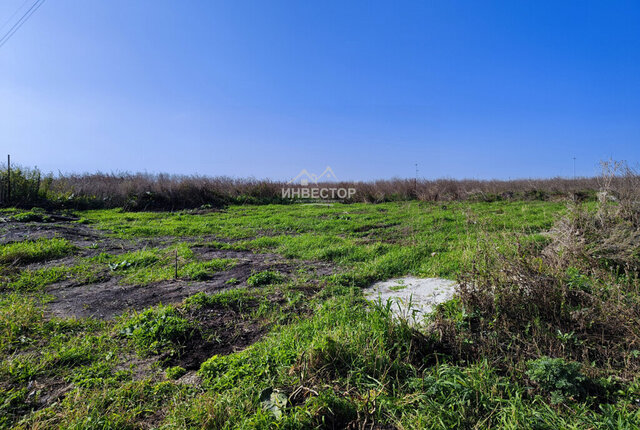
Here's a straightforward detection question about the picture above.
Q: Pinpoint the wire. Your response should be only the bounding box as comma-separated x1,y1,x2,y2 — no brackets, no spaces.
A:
0,0,32,34
0,0,45,48
0,0,46,49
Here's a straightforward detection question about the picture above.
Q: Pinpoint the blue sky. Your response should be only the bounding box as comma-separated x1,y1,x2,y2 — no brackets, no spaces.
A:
1,1,639,180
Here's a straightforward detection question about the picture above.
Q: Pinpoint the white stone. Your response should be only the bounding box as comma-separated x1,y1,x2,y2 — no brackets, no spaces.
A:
364,276,457,324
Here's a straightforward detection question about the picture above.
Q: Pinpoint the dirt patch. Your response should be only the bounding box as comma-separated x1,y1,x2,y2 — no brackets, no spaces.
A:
114,354,160,381
47,246,333,319
0,218,223,257
0,376,73,420
0,218,164,265
29,377,74,408
353,223,398,233
0,219,102,246
165,298,273,370
2,216,335,320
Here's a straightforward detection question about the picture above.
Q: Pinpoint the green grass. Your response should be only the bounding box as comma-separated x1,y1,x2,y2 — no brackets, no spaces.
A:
4,201,639,429
0,237,75,266
119,305,193,355
83,201,562,282
183,289,255,310
246,270,285,287
182,258,236,281
90,244,237,286
5,263,105,291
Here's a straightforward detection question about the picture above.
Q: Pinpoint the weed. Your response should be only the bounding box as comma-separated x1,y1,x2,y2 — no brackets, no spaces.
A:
247,270,285,287
526,357,590,404
119,305,193,354
12,210,52,223
183,258,235,281
166,366,187,380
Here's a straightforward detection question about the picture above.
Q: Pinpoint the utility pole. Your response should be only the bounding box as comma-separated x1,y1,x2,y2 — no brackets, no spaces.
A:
414,163,418,196
6,154,10,203
572,157,576,179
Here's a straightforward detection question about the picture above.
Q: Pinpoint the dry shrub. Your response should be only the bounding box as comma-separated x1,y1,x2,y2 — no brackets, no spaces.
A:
434,161,640,381
449,245,640,378
1,164,606,209
349,177,599,203
547,160,640,275
47,173,287,210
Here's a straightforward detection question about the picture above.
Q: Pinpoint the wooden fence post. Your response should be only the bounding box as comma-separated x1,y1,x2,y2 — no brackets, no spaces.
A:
175,249,178,279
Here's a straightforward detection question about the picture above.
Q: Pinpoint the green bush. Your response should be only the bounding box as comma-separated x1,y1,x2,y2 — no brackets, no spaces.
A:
526,357,589,404
0,165,47,207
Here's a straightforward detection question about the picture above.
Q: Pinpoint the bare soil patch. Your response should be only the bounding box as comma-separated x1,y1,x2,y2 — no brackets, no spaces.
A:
1,216,334,319
1,218,101,246
166,297,275,370
47,247,331,319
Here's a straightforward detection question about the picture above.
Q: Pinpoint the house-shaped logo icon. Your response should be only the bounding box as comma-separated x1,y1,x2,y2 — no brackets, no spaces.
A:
288,166,338,185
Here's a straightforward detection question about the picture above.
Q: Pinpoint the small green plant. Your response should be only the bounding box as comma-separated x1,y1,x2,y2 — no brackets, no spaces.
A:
566,267,593,293
108,260,134,271
183,290,252,310
119,305,193,354
198,354,234,380
165,366,187,380
247,270,285,287
526,357,590,404
225,277,239,285
183,258,235,281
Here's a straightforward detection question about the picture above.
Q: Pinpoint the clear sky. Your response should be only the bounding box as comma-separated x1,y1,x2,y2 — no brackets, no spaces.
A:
1,1,639,181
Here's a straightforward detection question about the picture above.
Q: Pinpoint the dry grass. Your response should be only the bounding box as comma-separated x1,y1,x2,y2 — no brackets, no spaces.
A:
433,161,640,385
44,173,604,210
1,161,637,211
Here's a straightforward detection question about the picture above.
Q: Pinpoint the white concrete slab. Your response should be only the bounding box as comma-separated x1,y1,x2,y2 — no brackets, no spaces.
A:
364,276,457,323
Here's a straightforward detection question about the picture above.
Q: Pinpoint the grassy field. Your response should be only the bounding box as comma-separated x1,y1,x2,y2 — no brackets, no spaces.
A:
1,201,639,429
83,201,563,278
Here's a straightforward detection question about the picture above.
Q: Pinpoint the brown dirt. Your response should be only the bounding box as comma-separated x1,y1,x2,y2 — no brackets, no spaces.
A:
1,218,101,246
0,215,337,426
46,247,332,320
1,217,335,320
165,297,275,370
